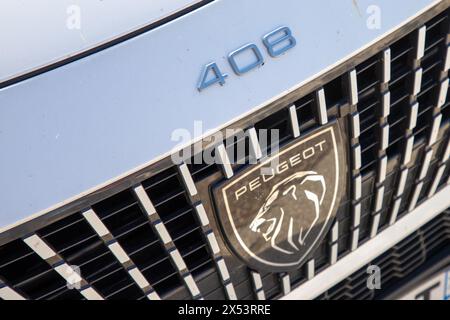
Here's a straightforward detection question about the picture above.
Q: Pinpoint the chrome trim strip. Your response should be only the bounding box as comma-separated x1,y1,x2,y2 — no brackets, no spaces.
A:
374,186,385,212
250,271,266,300
413,68,423,96
416,25,427,60
444,44,450,72
378,155,388,184
82,210,109,237
350,112,361,139
225,283,237,300
380,124,390,151
382,92,391,118
108,242,129,264
282,183,450,300
206,231,220,255
353,174,362,200
307,259,315,280
351,228,360,251
0,282,25,300
170,249,188,271
396,168,409,196
79,287,103,300
428,164,445,197
353,203,362,227
316,88,328,125
248,127,263,160
437,78,449,108
352,144,362,170
428,114,442,146
351,202,361,251
216,144,234,179
330,221,339,265
133,185,157,216
408,181,423,212
194,203,210,227
154,221,172,245
403,136,415,165
442,137,450,162
281,274,291,295
179,163,198,197
370,213,381,239
349,69,359,105
382,48,391,84
289,105,300,138
183,274,201,298
23,234,55,260
418,149,433,180
128,268,151,291
389,198,402,226
217,258,231,282
408,102,419,130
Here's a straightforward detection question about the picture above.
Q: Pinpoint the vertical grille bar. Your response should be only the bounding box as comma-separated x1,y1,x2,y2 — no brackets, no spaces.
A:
371,48,391,238
429,135,450,197
82,209,160,300
0,279,26,300
306,259,315,280
178,163,237,300
250,271,266,300
216,144,234,179
280,273,291,295
409,23,450,210
316,88,328,125
133,185,202,299
329,221,339,265
348,69,363,250
23,234,103,300
289,105,301,138
389,26,427,224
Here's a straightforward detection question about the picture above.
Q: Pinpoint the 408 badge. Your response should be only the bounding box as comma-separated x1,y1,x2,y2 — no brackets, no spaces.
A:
197,26,296,91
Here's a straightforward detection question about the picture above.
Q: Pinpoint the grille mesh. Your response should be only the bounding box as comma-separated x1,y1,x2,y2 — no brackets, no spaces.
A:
317,209,450,300
1,8,450,300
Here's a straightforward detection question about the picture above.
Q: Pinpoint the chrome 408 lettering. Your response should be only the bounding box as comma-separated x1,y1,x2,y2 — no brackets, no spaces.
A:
197,26,296,91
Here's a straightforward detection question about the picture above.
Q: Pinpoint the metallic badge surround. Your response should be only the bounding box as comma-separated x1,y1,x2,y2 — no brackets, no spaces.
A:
212,122,347,272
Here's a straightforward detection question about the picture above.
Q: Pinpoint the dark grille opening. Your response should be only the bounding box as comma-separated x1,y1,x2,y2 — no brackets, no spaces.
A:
188,147,220,182
255,107,292,150
144,167,215,280
92,186,186,298
226,135,251,172
293,94,318,133
0,239,79,300
324,75,346,108
36,212,145,300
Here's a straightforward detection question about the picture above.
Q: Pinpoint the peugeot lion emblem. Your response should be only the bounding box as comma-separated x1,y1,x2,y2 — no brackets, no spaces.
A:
213,122,346,272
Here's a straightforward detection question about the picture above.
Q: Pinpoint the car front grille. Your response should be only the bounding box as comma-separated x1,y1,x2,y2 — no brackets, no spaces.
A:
1,6,450,300
317,209,450,300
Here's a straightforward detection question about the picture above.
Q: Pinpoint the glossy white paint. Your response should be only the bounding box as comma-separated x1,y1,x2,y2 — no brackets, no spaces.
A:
0,0,440,229
0,0,205,82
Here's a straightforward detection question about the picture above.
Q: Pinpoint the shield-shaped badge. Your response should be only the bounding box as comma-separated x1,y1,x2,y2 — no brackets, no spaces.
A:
212,122,347,272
